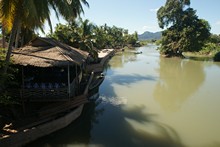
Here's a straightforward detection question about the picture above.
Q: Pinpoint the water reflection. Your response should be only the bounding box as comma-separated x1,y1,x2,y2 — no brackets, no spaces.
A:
154,58,205,111
90,63,184,147
110,50,139,68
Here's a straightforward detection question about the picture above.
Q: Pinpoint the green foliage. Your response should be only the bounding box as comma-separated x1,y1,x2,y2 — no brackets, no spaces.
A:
139,40,148,46
0,92,19,105
155,39,162,46
1,0,90,74
0,69,19,105
157,0,210,57
199,34,220,55
209,34,220,44
182,34,220,60
214,52,220,61
200,42,220,55
49,20,138,58
1,50,19,105
0,48,6,60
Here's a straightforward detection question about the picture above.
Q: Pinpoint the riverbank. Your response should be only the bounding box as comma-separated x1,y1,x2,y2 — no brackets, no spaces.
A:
182,51,215,61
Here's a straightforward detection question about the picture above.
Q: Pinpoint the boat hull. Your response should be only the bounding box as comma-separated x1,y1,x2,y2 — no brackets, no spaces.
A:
0,105,84,147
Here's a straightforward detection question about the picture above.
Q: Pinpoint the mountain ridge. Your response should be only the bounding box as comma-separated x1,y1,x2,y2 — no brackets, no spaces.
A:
138,31,162,40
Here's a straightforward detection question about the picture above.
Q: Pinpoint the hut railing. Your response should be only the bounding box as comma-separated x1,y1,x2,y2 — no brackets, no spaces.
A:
22,88,69,101
8,87,69,101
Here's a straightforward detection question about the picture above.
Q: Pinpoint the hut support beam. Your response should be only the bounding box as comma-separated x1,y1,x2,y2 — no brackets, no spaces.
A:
21,66,26,114
68,64,71,99
75,65,78,94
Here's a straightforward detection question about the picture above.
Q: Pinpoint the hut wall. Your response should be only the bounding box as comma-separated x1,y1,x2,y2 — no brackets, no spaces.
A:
8,66,84,102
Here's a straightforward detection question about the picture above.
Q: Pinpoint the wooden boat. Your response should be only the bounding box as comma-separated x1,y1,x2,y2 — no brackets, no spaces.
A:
0,73,94,147
0,39,114,147
134,51,142,54
0,105,84,147
87,49,115,73
89,73,105,91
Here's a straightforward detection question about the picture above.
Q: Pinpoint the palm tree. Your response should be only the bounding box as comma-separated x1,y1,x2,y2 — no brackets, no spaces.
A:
77,19,97,56
0,0,89,74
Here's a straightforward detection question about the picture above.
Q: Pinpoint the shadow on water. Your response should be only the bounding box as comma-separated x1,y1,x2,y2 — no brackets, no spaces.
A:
88,96,184,147
109,74,156,86
154,57,205,111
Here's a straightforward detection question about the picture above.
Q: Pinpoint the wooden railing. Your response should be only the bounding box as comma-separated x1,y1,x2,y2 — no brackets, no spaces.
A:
8,72,91,102
23,88,69,101
8,86,69,102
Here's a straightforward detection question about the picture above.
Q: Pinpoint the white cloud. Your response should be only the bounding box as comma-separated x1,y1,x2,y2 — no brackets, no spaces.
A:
149,8,159,12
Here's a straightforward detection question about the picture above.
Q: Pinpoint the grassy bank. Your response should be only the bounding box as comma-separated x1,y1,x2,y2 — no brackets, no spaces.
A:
182,43,220,60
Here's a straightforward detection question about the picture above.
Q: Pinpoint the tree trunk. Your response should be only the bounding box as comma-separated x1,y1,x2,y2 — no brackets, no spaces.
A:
15,23,21,49
3,16,20,74
21,34,24,47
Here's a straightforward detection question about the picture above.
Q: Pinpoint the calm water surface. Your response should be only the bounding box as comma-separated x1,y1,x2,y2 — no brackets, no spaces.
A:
30,44,220,147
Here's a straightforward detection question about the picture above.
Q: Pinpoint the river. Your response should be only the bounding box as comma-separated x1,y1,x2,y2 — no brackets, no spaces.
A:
30,44,220,147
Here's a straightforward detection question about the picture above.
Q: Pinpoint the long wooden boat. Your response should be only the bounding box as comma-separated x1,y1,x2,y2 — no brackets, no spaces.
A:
0,73,95,147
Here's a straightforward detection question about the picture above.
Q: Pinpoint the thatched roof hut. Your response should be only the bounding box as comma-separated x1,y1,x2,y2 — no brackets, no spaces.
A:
9,37,90,101
11,37,89,67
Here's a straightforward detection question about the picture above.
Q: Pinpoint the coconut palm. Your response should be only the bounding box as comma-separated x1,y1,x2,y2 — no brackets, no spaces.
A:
77,19,97,57
0,0,89,73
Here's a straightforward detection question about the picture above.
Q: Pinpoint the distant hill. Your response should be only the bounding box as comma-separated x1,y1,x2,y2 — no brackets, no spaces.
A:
138,31,162,40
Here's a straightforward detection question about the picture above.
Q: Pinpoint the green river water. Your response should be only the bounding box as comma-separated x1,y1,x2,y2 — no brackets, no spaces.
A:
30,44,220,147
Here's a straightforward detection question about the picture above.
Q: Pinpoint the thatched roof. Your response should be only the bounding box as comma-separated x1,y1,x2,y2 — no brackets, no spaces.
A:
12,37,89,67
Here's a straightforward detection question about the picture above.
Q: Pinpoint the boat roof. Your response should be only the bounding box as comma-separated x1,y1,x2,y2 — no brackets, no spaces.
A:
12,37,89,67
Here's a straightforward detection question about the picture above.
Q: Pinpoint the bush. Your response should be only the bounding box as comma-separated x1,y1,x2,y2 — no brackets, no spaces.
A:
200,43,220,55
214,52,220,62
0,53,19,105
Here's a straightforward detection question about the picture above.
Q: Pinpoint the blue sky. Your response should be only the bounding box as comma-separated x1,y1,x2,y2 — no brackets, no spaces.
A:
45,0,220,35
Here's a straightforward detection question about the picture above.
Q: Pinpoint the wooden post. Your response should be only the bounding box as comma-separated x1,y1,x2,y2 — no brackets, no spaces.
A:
68,64,71,99
75,65,78,95
21,66,26,114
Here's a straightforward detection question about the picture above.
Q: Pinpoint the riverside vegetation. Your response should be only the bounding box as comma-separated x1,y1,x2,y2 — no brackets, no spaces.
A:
1,0,220,133
156,0,220,60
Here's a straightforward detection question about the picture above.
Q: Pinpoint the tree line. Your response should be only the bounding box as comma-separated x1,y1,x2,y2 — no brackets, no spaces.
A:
48,19,139,58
